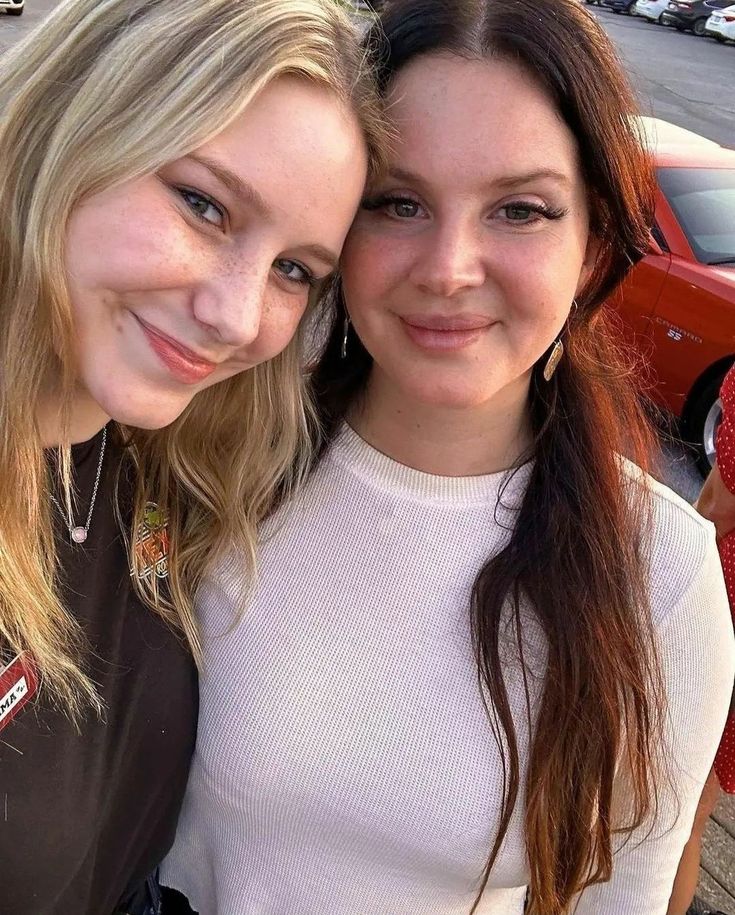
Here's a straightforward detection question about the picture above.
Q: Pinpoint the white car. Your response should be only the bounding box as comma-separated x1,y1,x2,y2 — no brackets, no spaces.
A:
705,3,735,38
633,0,672,21
0,0,24,14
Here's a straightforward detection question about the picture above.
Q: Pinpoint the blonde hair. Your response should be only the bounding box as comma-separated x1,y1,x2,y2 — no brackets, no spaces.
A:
0,0,385,718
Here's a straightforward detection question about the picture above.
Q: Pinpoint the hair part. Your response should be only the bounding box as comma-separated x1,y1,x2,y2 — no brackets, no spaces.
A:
310,1,663,911
0,0,386,719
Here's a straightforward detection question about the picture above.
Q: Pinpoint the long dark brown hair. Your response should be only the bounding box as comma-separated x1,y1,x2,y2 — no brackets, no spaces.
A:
308,1,662,912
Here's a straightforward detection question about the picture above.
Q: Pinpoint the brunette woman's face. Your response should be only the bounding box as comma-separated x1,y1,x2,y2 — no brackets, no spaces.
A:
64,76,367,430
341,54,597,412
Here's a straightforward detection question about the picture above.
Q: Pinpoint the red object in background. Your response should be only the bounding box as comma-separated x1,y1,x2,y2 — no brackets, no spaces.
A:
615,119,735,475
0,652,38,733
712,366,735,794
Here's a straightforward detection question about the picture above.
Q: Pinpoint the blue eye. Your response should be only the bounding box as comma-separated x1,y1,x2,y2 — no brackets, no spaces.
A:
275,259,315,287
177,187,225,227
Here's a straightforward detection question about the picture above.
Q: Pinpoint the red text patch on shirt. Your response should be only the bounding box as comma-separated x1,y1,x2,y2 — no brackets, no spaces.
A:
0,653,38,732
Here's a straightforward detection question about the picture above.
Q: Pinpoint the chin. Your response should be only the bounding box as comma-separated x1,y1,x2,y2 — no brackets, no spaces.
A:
90,380,192,431
408,381,493,411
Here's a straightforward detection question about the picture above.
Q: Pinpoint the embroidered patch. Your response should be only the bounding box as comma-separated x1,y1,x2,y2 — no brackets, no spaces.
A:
132,502,169,580
0,653,38,732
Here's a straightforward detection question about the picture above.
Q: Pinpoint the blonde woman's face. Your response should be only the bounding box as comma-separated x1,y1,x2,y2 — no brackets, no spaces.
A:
64,76,367,430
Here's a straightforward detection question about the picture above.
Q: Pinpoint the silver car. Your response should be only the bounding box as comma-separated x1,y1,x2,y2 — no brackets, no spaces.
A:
0,0,24,15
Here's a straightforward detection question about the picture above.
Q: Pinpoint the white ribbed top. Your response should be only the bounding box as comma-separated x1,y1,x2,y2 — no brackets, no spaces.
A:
162,426,734,915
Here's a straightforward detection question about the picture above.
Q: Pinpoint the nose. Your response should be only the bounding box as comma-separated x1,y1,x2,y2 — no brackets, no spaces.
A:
191,256,269,349
409,216,486,298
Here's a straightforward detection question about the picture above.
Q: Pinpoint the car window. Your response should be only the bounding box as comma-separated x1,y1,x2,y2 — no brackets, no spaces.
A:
657,167,735,265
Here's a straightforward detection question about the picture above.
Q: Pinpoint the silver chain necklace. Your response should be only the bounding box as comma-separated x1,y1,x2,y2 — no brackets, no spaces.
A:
49,426,107,544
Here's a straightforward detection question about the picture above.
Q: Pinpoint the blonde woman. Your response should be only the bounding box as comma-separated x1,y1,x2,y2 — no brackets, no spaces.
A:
0,0,383,912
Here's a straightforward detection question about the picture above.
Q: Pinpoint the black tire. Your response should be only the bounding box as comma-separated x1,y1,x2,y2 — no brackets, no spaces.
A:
684,370,729,477
6,6,23,13
693,17,707,35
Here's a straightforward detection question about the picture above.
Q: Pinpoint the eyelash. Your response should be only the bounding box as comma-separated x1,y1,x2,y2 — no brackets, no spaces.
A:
275,259,318,289
176,186,226,227
362,193,568,225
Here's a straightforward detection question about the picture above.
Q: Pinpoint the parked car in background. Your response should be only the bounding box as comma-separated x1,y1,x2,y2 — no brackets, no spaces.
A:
616,119,735,474
0,0,23,15
601,0,637,11
661,0,732,34
635,0,673,21
705,3,735,38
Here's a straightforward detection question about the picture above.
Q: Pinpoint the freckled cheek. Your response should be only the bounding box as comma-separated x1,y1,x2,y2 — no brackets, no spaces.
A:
69,205,204,293
342,234,411,297
492,241,580,319
247,299,307,362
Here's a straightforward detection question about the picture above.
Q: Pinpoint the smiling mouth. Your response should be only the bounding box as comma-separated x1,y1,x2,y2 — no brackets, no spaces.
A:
134,314,218,384
399,314,495,352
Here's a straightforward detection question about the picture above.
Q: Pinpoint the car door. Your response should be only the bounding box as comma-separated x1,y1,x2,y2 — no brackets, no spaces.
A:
617,221,672,344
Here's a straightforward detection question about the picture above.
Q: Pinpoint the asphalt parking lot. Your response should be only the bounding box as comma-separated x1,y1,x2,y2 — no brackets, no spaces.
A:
587,3,735,148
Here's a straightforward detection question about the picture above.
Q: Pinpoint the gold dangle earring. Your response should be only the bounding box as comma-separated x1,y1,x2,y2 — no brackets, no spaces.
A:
543,339,564,382
341,314,350,359
543,299,577,382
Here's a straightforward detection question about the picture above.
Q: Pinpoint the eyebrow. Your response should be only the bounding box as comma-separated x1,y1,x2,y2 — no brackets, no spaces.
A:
186,153,339,272
298,244,339,273
385,166,572,191
187,153,271,217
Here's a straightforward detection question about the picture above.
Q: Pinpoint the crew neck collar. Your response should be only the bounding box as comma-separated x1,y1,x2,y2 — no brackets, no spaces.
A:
328,423,532,506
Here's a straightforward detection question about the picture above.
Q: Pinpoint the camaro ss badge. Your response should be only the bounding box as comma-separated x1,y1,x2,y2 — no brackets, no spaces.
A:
132,502,169,580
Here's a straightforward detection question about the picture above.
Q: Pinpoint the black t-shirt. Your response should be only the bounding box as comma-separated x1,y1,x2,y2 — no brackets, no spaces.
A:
0,427,198,914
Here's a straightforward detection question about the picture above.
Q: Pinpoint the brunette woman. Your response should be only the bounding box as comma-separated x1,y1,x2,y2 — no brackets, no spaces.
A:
162,1,734,913
0,0,383,912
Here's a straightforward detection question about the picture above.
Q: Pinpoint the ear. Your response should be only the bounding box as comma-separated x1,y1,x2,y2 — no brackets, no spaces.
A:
576,232,602,295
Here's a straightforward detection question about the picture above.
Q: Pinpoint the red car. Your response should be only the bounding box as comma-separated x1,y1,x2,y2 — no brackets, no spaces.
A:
616,118,735,473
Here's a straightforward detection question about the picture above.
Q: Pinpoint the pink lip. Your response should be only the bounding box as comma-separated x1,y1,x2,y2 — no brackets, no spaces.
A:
399,314,494,352
134,315,218,384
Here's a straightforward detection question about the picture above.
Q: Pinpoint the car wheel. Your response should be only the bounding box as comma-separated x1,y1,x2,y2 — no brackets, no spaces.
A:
685,371,729,476
658,13,666,22
693,17,707,35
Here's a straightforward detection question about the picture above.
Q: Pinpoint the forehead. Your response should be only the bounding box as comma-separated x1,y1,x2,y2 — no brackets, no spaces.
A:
193,75,367,239
387,54,582,189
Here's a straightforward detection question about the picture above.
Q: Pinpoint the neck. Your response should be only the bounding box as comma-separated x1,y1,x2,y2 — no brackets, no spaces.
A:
37,384,110,448
350,369,533,477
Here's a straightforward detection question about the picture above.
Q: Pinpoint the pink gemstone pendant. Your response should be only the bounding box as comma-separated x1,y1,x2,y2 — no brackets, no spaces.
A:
71,526,88,544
